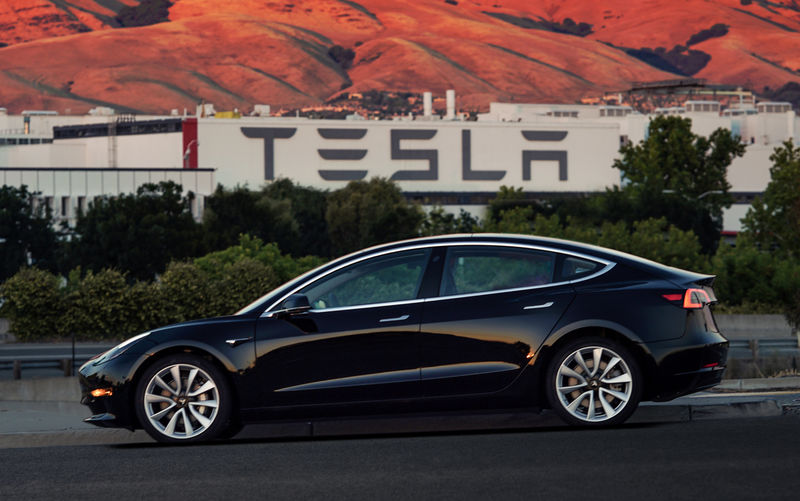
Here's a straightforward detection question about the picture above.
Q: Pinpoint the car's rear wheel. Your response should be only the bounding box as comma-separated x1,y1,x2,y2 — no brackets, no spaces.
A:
545,337,642,426
135,354,233,443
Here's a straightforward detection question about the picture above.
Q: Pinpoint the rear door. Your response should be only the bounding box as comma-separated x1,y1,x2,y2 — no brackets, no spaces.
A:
420,245,575,397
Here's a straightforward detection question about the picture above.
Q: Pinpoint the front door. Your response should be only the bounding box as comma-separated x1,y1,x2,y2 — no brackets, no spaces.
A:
254,248,431,406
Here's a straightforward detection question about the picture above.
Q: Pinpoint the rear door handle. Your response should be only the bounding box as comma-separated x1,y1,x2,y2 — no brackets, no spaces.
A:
524,301,554,310
379,314,410,323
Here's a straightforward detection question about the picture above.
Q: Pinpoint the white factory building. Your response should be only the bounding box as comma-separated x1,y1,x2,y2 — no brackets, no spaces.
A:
0,95,797,233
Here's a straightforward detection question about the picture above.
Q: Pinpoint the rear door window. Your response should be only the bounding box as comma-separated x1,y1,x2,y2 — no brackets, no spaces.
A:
440,246,556,296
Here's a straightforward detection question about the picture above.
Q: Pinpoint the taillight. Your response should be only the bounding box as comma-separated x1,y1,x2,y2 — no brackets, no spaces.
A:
683,288,710,308
662,289,711,309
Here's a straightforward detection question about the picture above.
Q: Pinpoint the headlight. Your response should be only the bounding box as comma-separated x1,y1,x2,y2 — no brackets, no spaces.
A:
94,332,150,365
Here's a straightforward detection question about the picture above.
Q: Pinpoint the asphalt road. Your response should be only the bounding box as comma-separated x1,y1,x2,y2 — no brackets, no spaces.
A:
1,416,799,500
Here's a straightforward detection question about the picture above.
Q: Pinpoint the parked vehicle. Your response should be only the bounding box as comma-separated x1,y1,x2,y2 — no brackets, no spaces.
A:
79,234,728,443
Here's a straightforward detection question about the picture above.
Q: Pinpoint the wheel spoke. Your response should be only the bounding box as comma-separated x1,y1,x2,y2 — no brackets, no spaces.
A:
592,348,603,377
185,368,199,393
150,402,176,421
558,382,588,393
586,392,596,420
164,409,181,435
154,375,177,395
573,351,592,377
190,399,218,409
170,366,182,395
602,373,632,385
599,393,616,417
188,380,215,397
559,366,587,383
145,393,174,405
188,405,212,428
182,409,194,436
600,387,630,403
566,390,592,413
599,357,621,380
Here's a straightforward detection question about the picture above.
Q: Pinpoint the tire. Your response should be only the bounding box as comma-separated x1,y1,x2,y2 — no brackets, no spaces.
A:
545,337,642,426
135,354,234,443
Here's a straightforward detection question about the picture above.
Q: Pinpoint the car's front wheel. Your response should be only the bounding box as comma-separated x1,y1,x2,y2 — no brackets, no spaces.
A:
545,337,642,426
135,354,233,443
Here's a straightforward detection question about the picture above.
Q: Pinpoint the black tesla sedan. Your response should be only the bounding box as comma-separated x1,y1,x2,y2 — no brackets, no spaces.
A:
79,234,728,443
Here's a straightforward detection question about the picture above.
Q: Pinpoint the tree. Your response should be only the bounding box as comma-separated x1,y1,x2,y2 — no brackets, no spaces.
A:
0,185,58,280
741,140,800,257
420,207,479,236
262,179,331,257
65,181,203,281
612,115,745,253
115,0,173,28
201,184,298,255
326,178,425,256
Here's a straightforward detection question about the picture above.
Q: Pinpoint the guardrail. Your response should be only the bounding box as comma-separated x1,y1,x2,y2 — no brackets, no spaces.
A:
0,355,96,379
728,338,800,358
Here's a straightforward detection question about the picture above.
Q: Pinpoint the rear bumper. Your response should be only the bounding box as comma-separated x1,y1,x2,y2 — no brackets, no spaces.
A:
646,329,729,402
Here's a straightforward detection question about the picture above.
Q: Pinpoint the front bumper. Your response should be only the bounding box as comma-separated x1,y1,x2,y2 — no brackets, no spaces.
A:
78,357,140,431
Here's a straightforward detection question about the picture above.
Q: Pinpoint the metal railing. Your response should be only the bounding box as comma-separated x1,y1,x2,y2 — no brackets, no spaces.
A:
0,355,96,379
728,338,800,358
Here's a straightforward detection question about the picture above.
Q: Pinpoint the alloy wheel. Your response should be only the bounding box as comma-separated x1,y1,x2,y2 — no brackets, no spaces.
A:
142,363,220,440
554,345,634,423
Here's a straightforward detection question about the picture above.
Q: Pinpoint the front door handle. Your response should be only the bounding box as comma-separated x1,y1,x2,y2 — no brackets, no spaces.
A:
524,301,554,310
379,314,410,323
225,337,253,347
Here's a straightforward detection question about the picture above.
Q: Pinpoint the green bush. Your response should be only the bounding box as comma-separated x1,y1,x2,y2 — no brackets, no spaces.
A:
62,269,133,341
159,261,212,324
0,236,328,341
193,234,325,285
0,268,63,341
207,258,279,316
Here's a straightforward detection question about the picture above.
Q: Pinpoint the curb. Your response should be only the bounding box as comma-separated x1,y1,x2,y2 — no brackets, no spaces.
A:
713,376,800,392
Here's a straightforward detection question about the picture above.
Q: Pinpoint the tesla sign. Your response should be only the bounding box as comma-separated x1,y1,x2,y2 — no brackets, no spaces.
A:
200,120,619,192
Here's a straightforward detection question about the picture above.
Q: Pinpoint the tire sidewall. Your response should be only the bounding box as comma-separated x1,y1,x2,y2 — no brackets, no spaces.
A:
545,337,643,427
135,354,233,444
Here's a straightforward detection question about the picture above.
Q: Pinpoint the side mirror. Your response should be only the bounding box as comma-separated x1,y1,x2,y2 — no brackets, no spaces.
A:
280,294,311,316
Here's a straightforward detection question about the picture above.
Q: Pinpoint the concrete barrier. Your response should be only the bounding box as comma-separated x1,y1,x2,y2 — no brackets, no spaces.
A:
716,314,794,339
0,376,80,402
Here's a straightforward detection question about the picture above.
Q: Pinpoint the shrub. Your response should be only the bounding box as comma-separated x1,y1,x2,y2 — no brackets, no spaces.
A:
208,258,280,316
159,261,212,323
62,269,131,341
0,268,63,341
